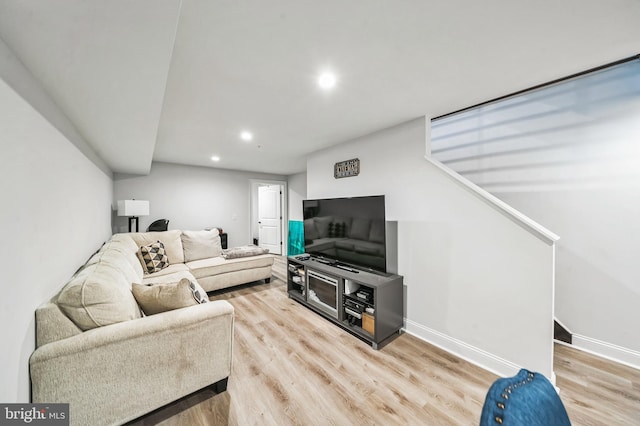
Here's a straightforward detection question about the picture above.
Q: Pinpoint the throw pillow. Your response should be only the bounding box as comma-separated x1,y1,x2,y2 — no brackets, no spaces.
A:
132,278,208,315
349,218,371,241
328,222,336,238
368,220,385,243
332,216,352,236
304,218,319,240
314,216,333,238
181,229,223,262
139,241,169,274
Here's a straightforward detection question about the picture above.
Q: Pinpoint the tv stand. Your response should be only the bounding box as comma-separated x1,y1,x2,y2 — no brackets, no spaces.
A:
287,256,404,349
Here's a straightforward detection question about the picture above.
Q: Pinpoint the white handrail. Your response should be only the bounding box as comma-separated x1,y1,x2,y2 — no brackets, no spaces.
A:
425,155,560,244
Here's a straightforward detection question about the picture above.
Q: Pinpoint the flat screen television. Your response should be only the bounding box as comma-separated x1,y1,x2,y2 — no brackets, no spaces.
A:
303,195,386,273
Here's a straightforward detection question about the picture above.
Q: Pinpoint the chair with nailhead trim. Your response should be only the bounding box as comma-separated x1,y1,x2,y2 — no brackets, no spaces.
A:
479,369,571,425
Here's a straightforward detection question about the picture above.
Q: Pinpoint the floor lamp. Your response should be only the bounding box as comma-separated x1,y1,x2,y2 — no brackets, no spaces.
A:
117,200,149,232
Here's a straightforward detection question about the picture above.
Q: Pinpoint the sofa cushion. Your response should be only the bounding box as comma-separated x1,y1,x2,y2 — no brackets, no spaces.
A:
335,240,355,250
139,241,170,274
132,278,208,315
144,263,190,279
186,254,274,279
142,269,196,285
181,229,223,262
88,247,141,286
129,230,185,264
351,239,385,256
57,263,142,331
355,245,381,256
103,236,145,278
369,219,385,243
349,218,371,240
304,218,319,240
314,216,333,238
304,238,338,252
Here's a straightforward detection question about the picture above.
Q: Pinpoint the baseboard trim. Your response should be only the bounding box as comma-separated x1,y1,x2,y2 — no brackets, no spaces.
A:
571,334,640,370
404,319,521,379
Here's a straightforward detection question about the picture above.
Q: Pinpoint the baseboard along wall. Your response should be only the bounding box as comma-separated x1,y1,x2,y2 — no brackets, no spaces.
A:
569,334,640,371
404,319,523,381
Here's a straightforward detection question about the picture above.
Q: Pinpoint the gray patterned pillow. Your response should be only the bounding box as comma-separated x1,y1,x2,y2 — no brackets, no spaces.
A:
139,241,169,274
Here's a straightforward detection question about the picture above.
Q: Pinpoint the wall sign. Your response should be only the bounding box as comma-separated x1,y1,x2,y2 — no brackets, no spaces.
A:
334,158,360,179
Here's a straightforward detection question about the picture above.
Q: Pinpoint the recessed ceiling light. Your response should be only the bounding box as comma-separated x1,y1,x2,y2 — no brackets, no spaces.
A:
240,131,253,141
211,155,220,162
318,72,337,90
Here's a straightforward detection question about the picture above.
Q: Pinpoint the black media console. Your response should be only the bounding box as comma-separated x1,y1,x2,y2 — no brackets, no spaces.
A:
287,255,404,349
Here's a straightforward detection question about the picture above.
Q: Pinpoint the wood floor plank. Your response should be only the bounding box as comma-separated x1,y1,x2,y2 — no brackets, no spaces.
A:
131,256,640,425
554,342,640,425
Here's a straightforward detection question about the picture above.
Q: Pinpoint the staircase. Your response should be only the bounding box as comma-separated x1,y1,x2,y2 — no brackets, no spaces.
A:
429,59,640,357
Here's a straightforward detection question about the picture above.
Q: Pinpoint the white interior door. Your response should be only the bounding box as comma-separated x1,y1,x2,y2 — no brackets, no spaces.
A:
258,184,282,254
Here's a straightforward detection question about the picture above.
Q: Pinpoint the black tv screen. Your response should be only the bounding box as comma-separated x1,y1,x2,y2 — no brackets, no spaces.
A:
303,195,386,273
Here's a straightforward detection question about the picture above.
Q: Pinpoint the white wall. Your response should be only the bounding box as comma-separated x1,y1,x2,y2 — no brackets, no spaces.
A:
113,162,285,248
0,79,113,402
498,188,640,366
287,172,307,221
307,118,556,378
0,35,111,176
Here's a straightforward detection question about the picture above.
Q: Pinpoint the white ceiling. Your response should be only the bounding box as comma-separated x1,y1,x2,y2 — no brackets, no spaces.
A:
1,0,639,175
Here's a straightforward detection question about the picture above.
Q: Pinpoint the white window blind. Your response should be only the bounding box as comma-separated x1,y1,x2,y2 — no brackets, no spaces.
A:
430,59,640,192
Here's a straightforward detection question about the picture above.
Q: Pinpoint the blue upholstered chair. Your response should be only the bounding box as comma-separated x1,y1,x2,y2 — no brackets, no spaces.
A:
480,369,571,425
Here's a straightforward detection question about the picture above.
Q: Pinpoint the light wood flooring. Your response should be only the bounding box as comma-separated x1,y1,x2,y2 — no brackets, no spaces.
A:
132,256,640,425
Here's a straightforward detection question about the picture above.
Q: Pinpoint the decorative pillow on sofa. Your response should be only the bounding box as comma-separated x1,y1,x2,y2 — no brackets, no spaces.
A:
139,241,169,274
132,278,208,315
129,230,185,264
181,229,223,262
328,222,336,238
328,222,346,238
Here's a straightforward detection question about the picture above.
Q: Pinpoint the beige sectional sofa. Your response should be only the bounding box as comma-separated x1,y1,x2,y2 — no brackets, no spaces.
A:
30,229,273,426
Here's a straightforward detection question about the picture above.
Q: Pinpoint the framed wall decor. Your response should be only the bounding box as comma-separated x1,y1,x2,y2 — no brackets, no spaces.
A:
334,158,360,179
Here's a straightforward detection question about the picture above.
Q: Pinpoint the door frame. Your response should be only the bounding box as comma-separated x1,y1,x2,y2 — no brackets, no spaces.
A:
249,179,287,256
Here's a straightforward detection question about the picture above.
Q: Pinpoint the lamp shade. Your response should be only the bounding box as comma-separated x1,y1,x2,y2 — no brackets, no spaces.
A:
117,200,149,217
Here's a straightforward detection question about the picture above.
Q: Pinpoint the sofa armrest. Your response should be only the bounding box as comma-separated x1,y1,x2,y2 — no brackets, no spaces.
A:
30,300,234,426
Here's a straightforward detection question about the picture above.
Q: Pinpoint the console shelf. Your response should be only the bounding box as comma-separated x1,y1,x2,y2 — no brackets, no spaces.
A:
287,256,404,349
